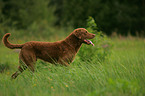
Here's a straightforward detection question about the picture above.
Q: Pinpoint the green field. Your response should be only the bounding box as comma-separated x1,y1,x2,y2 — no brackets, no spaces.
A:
0,37,144,96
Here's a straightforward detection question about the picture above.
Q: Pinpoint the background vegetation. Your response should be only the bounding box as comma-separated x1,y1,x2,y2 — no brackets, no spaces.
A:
0,0,144,36
0,0,144,96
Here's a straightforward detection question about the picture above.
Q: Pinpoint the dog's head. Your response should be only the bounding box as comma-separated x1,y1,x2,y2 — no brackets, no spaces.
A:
73,28,95,46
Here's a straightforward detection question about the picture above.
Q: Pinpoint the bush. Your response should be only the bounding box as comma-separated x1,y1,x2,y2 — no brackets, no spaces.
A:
0,0,56,29
77,17,112,62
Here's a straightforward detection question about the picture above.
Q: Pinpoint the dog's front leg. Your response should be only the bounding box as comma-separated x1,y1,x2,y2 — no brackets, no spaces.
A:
58,58,70,66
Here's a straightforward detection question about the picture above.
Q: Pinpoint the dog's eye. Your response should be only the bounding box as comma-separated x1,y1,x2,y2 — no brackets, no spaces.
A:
86,31,87,33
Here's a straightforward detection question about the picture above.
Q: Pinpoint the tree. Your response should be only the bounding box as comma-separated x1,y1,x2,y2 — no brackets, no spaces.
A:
51,0,145,36
1,0,52,29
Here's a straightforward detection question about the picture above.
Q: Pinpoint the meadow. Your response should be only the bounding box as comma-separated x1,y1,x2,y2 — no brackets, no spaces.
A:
0,0,144,95
0,33,144,96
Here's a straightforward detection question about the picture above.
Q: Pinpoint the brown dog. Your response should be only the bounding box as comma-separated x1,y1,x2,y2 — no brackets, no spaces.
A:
2,28,95,79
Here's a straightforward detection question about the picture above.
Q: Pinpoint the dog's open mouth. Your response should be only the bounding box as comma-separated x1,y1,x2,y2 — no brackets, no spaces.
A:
84,39,94,46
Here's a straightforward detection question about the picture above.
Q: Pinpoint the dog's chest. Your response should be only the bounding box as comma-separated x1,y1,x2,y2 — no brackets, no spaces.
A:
61,47,76,63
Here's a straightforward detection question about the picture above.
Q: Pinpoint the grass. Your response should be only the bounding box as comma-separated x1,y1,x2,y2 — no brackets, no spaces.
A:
0,37,144,96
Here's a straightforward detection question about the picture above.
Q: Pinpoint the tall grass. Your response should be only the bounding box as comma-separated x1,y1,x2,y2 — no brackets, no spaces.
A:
0,38,144,96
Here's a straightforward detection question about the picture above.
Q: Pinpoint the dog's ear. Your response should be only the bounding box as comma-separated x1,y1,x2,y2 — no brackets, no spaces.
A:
74,29,82,39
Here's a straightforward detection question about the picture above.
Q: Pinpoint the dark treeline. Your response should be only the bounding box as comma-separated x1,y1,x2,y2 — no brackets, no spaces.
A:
0,0,144,36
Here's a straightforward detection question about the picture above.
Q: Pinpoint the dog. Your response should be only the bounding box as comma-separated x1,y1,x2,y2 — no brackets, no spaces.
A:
2,28,95,79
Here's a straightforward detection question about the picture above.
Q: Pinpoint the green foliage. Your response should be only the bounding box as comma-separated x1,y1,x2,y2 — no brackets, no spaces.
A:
0,0,58,40
0,24,71,42
51,0,144,35
0,0,144,36
78,17,112,62
0,0,55,29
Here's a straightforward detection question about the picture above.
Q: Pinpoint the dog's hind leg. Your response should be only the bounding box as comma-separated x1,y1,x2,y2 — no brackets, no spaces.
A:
11,65,26,79
20,50,36,72
11,56,29,79
11,50,36,79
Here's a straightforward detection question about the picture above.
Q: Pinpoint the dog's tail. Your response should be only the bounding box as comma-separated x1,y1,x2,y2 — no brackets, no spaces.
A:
2,33,23,49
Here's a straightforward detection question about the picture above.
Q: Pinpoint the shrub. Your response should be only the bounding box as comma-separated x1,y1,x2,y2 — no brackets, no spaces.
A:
77,17,112,62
